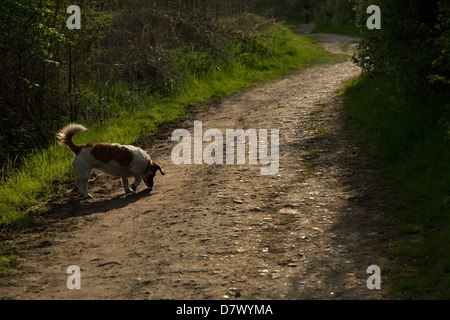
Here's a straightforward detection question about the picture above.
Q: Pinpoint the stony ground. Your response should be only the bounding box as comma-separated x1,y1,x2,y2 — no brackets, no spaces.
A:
0,25,393,300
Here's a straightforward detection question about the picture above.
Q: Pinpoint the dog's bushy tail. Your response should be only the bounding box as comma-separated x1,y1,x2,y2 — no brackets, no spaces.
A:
56,123,87,155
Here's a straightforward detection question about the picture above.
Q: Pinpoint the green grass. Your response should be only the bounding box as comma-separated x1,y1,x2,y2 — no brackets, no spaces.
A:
0,253,19,274
339,43,351,52
299,160,315,181
312,23,360,38
342,75,450,299
281,17,307,29
0,26,346,232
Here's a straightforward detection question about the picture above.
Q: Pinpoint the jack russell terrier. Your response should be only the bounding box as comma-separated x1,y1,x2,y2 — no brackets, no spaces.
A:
57,123,165,199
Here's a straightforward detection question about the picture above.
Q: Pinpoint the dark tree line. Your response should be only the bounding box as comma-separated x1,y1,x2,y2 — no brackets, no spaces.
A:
0,0,354,173
354,0,449,90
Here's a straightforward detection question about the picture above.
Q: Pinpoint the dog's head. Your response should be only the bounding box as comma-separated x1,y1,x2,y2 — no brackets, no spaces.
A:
144,160,165,190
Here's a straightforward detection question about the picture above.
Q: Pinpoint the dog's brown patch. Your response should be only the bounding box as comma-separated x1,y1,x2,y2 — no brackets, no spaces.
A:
88,143,133,166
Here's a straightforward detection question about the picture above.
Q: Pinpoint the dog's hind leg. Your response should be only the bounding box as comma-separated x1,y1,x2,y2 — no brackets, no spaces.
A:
75,177,83,194
73,165,92,199
78,175,93,199
74,174,92,199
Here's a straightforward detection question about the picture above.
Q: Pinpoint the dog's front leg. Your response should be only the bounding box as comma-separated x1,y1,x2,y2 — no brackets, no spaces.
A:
131,176,142,192
122,177,134,194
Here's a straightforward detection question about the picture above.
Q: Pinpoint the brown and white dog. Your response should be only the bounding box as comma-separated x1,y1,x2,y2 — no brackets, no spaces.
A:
57,123,165,199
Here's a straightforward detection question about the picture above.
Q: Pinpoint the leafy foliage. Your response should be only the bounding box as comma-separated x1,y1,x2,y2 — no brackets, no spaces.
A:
352,0,449,89
0,0,312,173
0,0,113,169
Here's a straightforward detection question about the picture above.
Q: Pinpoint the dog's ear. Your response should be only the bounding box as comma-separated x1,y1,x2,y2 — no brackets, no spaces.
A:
152,161,165,175
158,165,165,175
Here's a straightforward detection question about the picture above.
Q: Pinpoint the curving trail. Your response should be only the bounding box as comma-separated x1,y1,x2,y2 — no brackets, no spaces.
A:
1,25,391,300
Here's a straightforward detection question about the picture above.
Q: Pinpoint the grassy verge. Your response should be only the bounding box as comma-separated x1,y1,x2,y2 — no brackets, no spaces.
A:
312,23,360,37
342,75,450,299
0,25,346,234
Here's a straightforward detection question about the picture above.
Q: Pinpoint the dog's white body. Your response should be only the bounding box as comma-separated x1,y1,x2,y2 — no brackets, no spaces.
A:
57,123,165,199
73,143,148,179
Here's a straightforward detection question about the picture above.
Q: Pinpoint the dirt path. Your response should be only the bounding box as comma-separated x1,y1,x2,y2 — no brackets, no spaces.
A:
1,25,391,300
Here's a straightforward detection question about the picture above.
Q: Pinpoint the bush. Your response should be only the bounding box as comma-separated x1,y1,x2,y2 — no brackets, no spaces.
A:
352,0,449,89
0,0,113,170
